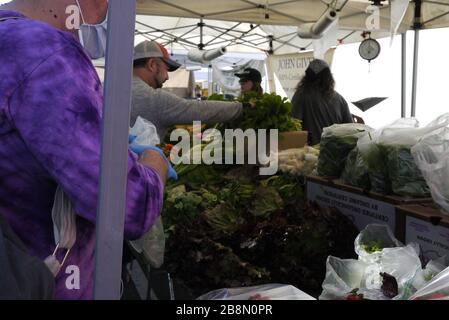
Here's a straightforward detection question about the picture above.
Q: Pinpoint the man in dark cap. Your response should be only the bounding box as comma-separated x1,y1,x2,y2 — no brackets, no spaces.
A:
235,67,264,95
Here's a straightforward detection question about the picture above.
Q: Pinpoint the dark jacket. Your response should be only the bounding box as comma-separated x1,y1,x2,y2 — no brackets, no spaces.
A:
291,89,353,145
0,216,54,299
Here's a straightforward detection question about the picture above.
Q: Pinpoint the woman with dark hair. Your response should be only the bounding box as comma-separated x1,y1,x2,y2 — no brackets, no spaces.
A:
291,59,353,146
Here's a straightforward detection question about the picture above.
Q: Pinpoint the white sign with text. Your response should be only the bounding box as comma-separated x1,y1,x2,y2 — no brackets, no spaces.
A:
406,216,449,264
307,181,395,232
267,50,334,100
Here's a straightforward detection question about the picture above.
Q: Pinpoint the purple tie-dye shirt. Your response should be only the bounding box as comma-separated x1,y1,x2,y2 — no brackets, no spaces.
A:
0,11,164,299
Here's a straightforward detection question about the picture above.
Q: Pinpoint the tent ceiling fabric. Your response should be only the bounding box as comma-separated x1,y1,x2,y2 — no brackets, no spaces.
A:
134,0,449,54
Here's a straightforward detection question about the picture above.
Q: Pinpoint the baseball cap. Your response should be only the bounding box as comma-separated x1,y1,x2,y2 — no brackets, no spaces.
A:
133,40,181,72
235,68,262,83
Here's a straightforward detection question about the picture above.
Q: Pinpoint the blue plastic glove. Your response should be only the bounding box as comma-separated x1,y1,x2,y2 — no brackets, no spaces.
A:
128,134,137,144
128,137,178,181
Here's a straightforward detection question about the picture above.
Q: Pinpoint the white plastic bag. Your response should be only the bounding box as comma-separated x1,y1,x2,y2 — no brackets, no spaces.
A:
129,117,165,267
197,284,315,300
356,115,449,196
129,116,160,145
409,265,449,300
319,256,372,300
317,123,373,177
412,126,449,215
128,216,165,268
354,224,403,264
398,256,449,299
320,224,422,300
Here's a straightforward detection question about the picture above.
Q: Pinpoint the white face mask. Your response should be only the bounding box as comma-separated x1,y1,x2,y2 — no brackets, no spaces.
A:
76,0,108,60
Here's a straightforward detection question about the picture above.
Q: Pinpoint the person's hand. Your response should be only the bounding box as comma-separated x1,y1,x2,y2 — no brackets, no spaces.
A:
242,100,257,109
129,140,178,180
128,134,137,144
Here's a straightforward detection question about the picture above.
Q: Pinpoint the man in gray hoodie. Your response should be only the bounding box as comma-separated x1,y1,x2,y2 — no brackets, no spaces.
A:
131,40,245,140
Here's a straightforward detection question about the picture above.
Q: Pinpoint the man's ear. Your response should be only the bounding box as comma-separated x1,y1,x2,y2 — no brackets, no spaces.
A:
146,58,157,72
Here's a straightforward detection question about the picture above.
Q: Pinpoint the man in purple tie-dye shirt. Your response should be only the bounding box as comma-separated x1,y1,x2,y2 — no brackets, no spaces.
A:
0,0,168,299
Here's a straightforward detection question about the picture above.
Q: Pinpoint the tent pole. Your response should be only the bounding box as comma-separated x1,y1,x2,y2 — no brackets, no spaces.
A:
266,56,276,93
411,0,422,118
401,32,407,118
411,30,419,118
94,0,136,300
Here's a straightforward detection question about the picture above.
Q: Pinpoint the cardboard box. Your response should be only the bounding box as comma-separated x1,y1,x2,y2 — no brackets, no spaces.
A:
306,175,432,238
396,204,449,263
278,131,308,151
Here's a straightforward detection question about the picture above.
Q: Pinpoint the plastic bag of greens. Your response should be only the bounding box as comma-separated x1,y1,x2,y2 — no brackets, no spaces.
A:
319,256,375,300
385,144,429,197
317,123,373,177
340,147,370,190
381,114,449,197
409,265,449,300
357,118,419,194
353,225,422,299
412,126,449,214
398,256,449,300
197,284,315,300
358,115,449,196
354,224,403,264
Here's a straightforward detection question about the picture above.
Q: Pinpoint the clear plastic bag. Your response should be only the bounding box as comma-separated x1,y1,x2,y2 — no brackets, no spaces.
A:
317,123,372,177
412,126,449,215
129,117,165,267
129,116,160,145
197,284,315,300
409,265,449,300
319,256,371,300
320,224,422,300
357,115,449,196
129,216,165,268
354,224,403,264
398,256,449,300
340,147,370,190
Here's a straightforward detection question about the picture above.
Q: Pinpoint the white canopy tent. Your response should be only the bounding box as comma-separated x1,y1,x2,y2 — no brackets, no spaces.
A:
133,0,449,116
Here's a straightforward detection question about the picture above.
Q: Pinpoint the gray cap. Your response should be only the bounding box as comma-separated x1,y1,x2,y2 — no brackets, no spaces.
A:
133,40,181,72
307,59,329,74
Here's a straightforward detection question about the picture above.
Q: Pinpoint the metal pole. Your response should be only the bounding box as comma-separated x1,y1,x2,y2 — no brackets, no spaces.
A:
411,29,419,118
401,32,407,118
411,0,422,118
198,17,204,50
94,0,136,300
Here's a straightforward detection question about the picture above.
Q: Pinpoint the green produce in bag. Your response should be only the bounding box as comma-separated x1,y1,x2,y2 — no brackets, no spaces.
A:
385,145,430,197
317,124,372,177
340,147,371,190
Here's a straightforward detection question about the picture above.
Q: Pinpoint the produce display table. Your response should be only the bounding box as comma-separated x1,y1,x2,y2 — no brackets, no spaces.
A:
306,175,433,239
396,203,449,263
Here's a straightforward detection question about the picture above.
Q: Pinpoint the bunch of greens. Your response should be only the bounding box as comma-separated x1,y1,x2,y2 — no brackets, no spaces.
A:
220,92,302,132
362,241,383,254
